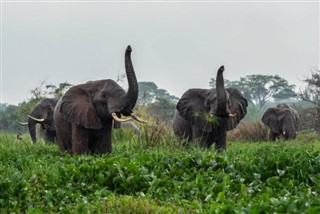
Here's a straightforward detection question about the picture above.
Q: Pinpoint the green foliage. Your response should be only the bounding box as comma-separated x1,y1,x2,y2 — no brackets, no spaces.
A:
138,81,178,106
1,81,73,134
0,105,25,133
1,133,320,213
210,74,296,109
45,82,73,99
146,97,176,122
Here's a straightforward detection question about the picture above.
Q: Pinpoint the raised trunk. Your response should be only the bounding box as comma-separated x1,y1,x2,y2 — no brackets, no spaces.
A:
121,45,139,115
216,66,227,116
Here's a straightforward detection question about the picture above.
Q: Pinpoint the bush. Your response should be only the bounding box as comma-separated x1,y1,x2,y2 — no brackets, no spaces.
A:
228,120,269,142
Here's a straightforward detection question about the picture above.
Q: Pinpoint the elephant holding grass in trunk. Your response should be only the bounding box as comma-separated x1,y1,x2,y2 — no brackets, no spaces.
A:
54,45,145,154
17,98,58,143
261,103,300,141
173,65,248,152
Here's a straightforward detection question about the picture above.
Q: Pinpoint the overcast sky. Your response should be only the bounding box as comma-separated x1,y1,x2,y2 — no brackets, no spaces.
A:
1,1,319,105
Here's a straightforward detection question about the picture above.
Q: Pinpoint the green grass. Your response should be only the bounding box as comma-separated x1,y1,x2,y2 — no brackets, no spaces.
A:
1,131,320,213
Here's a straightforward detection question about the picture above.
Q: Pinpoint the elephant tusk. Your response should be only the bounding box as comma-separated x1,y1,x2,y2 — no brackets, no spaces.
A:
16,120,28,126
28,115,45,122
111,112,132,122
130,113,147,124
228,113,237,117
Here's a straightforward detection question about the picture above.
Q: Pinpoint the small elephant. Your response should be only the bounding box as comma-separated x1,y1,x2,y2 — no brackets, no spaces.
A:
261,103,300,141
173,65,248,152
17,98,58,143
53,45,145,154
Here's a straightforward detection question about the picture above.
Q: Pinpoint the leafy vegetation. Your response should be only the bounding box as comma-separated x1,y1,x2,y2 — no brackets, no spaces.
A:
210,74,296,109
1,131,320,213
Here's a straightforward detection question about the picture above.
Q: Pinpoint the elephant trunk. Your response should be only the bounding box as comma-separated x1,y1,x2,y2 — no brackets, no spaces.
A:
216,65,227,116
122,45,139,115
27,118,37,143
283,117,297,139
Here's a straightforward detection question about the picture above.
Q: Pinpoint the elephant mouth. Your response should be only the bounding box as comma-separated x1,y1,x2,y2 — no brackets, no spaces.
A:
214,112,237,118
111,112,147,124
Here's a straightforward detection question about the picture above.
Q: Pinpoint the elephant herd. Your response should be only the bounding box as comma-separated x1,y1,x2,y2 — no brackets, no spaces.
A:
17,46,301,154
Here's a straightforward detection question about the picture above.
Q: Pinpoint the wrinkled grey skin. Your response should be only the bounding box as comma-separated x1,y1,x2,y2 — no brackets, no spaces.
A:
18,98,58,143
173,66,248,152
261,103,300,141
113,121,140,134
53,46,139,154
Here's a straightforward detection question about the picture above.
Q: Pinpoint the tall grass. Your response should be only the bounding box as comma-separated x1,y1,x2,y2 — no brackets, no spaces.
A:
1,129,320,213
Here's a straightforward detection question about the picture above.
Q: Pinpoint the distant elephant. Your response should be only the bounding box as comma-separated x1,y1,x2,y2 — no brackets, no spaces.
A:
261,103,300,141
173,65,248,152
53,45,145,154
113,120,140,134
17,98,58,143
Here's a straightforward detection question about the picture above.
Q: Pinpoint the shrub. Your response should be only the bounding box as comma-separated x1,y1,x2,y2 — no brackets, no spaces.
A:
228,120,269,142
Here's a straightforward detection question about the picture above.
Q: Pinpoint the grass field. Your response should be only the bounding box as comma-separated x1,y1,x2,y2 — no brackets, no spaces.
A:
1,130,320,213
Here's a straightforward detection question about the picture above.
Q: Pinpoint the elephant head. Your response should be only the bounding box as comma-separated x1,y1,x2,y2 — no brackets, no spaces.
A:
17,98,58,143
173,65,248,151
261,104,300,140
54,45,145,154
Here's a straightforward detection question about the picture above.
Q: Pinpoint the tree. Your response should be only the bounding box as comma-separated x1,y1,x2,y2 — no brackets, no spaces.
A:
210,74,296,109
46,81,73,99
297,68,320,107
146,97,176,122
0,104,24,133
297,67,320,132
138,81,178,106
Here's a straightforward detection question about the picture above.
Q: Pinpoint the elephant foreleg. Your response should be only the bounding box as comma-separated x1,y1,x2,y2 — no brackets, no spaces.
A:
91,120,113,154
72,125,90,154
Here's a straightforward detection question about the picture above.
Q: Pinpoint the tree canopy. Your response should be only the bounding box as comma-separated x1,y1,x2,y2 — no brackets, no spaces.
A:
210,74,296,109
138,81,178,106
297,68,320,107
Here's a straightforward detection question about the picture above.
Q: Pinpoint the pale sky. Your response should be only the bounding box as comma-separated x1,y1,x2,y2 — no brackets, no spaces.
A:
1,1,319,105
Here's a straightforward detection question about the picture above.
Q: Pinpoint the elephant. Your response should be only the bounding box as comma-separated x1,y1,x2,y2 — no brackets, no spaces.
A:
261,103,300,141
53,45,145,154
173,65,248,152
17,98,58,143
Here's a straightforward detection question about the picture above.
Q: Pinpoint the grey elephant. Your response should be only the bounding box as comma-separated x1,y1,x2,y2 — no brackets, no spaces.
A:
261,103,300,141
173,65,248,152
17,98,58,143
53,45,145,154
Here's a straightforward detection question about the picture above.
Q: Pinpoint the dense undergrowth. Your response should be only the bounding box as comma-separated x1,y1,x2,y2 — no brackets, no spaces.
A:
1,129,320,213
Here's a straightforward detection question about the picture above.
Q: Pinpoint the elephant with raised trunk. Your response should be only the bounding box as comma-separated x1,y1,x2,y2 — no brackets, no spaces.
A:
261,103,300,141
17,98,58,143
53,45,145,154
173,65,248,152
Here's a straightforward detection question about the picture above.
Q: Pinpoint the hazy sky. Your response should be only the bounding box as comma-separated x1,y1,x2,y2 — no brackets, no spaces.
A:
1,1,319,105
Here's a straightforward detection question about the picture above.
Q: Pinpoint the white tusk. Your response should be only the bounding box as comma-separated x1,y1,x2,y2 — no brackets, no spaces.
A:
228,113,237,117
111,112,132,122
131,113,147,123
16,120,28,126
28,115,45,122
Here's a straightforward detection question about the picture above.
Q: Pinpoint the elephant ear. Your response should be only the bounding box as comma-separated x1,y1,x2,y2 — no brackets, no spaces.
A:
60,86,102,129
261,108,280,133
226,88,248,131
176,89,213,132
